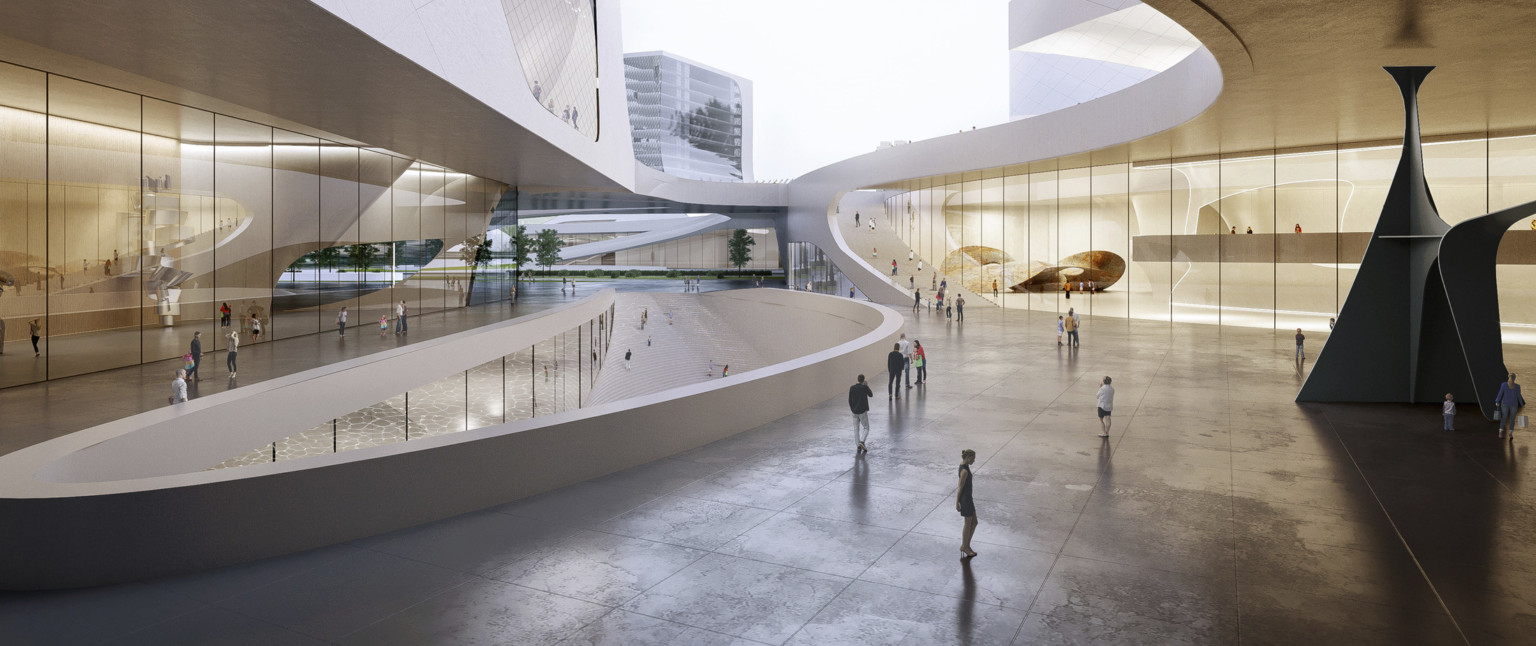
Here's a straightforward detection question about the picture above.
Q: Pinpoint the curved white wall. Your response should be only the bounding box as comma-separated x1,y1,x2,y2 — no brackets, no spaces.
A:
0,289,902,589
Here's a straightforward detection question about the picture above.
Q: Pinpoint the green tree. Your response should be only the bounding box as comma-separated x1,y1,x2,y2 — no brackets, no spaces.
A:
533,228,564,275
506,225,532,279
315,246,344,278
727,229,755,270
348,243,381,272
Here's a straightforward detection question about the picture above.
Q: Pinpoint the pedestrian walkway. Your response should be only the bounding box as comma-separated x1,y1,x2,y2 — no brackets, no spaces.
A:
836,210,989,309
589,293,769,405
8,307,1533,644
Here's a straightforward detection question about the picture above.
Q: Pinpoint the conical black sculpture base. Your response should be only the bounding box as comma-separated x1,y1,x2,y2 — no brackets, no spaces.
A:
1297,66,1536,419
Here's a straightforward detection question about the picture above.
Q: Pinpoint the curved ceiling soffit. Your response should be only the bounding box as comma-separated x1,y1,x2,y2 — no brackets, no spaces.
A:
1144,0,1253,76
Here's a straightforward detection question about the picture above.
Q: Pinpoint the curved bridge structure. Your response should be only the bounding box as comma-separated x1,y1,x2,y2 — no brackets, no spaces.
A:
0,289,901,590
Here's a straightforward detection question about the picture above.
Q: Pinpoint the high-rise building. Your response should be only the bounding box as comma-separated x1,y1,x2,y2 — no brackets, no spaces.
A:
624,51,753,182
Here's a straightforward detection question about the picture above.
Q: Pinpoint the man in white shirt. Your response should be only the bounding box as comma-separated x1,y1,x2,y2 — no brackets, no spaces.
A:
898,333,914,390
1096,376,1115,438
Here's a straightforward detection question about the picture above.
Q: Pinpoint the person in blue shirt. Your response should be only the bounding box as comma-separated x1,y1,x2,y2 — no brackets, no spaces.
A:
1495,373,1525,439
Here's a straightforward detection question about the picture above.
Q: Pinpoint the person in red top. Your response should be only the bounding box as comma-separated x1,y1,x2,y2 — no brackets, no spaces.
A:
913,340,928,385
1294,223,1303,233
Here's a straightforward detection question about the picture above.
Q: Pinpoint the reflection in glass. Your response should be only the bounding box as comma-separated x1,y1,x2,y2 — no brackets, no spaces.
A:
503,0,599,140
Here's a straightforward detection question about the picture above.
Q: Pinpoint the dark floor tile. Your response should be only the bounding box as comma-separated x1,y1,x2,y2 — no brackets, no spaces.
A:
220,549,469,642
488,529,705,606
99,605,327,646
338,578,608,646
492,481,662,526
719,512,905,578
786,580,1026,646
593,494,776,550
558,609,761,646
1236,586,1462,646
356,509,578,576
621,553,850,645
783,481,948,531
1028,555,1238,644
675,468,831,511
152,543,361,604
858,533,1054,610
0,582,205,646
911,497,1078,554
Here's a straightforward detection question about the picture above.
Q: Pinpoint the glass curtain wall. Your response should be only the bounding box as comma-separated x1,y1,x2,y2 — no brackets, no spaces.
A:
883,135,1536,342
211,303,615,470
0,60,508,389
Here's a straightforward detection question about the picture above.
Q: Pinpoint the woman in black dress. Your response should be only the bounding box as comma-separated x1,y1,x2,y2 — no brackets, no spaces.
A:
957,449,978,558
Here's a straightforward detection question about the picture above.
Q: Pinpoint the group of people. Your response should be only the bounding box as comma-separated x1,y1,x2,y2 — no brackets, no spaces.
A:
880,333,928,401
1057,308,1081,346
851,337,1116,558
171,300,413,404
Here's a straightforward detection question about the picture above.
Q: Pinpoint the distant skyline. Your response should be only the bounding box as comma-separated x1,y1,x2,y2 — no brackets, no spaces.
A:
621,0,1010,181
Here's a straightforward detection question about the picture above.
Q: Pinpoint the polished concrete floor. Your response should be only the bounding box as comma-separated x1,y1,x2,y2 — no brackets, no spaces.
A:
3,302,1534,645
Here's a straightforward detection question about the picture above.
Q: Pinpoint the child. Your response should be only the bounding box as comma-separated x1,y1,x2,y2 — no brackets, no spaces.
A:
380,314,389,336
1057,316,1065,346
708,359,715,376
1443,393,1456,431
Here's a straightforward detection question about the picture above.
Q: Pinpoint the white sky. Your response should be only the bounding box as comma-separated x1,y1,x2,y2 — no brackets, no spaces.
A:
621,0,1011,181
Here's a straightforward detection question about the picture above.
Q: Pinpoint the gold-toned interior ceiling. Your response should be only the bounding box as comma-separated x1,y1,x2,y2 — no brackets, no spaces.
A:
1023,0,1536,170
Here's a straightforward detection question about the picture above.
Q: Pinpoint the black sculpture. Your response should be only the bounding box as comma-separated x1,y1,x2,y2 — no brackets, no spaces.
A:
1297,66,1536,419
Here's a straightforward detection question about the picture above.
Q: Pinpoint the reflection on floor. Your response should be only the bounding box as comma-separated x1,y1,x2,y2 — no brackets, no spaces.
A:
4,304,1534,645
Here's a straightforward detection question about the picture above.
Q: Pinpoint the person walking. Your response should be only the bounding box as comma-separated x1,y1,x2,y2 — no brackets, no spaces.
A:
1495,373,1525,438
855,211,860,226
899,334,913,390
624,349,632,370
1064,282,1071,299
722,365,730,377
225,328,239,377
250,314,262,343
931,273,937,291
1443,393,1456,431
1295,328,1306,363
913,289,922,312
850,286,856,298
891,259,898,276
187,331,202,382
30,318,41,356
908,250,914,262
913,340,927,385
887,343,905,400
1063,312,1079,347
909,275,915,290
992,279,998,297
957,449,978,559
170,369,189,404
1057,316,1065,346
396,300,408,335
337,306,348,337
917,259,922,272
220,302,231,327
850,374,874,452
956,295,966,322
1096,376,1115,438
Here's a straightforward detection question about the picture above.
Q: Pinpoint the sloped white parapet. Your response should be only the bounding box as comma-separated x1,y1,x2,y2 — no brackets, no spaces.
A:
0,289,902,590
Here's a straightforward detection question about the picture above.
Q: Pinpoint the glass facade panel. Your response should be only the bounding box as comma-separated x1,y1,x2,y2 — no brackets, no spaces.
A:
1128,163,1172,321
1490,134,1536,344
0,64,506,388
47,77,142,379
1275,148,1338,331
1170,158,1220,324
320,144,361,330
1028,170,1058,313
1091,164,1130,319
271,129,321,340
504,0,599,140
1219,154,1275,329
0,62,46,387
1058,167,1091,317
